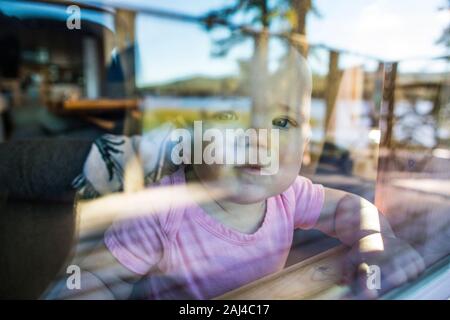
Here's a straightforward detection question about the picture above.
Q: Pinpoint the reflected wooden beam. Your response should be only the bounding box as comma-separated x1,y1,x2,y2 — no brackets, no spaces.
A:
324,50,341,138
63,98,138,112
305,50,342,175
380,62,398,150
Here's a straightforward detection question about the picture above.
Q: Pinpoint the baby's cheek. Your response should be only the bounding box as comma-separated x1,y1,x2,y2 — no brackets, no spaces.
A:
278,136,303,165
275,145,303,188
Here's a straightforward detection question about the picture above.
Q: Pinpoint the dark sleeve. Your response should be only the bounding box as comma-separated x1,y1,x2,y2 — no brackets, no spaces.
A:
0,139,94,202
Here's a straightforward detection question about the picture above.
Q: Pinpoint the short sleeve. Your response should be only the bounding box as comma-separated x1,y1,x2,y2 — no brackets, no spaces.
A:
104,215,166,276
292,176,325,230
80,134,140,195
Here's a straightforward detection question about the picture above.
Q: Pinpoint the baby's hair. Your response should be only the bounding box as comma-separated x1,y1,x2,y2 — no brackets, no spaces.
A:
274,49,312,122
267,48,313,141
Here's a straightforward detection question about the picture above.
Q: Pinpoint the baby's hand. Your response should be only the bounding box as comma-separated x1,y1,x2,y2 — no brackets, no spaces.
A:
341,234,425,299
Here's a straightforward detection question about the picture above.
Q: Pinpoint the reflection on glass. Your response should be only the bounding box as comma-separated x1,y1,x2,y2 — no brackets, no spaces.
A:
0,0,448,301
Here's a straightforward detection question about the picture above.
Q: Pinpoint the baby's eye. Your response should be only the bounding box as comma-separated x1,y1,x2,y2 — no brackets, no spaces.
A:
272,117,296,129
213,111,238,121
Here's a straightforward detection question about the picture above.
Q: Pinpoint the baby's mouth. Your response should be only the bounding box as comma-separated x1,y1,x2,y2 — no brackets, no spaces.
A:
235,164,264,175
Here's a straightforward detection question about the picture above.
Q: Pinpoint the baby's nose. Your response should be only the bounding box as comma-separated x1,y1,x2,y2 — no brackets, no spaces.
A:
249,108,272,130
243,127,270,151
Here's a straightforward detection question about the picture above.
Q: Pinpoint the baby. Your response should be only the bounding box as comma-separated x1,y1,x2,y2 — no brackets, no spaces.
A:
53,52,424,300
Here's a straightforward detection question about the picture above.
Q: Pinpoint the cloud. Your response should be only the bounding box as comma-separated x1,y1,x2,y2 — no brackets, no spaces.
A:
350,0,449,60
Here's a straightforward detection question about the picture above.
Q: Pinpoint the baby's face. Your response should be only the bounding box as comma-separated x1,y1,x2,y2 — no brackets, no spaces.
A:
192,102,309,204
191,51,312,204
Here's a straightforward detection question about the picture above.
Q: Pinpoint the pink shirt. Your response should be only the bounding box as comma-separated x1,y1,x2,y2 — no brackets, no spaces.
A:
104,168,324,299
